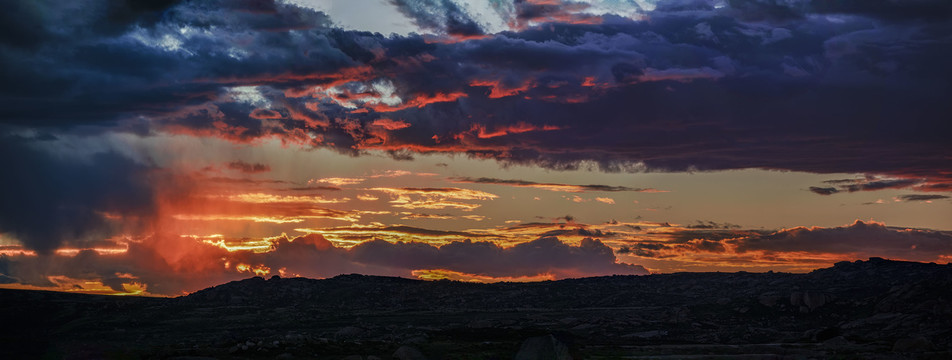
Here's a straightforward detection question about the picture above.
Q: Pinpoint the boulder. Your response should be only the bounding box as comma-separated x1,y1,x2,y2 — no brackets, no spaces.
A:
893,337,935,352
393,345,427,360
803,291,827,310
757,292,781,307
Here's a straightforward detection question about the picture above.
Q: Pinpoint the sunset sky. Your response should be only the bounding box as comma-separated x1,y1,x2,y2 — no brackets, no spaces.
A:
1,0,950,296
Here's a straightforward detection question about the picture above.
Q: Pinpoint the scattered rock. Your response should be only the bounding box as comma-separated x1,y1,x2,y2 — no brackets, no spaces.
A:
757,292,781,307
467,319,493,328
336,326,365,339
402,335,428,345
622,330,667,339
821,336,853,350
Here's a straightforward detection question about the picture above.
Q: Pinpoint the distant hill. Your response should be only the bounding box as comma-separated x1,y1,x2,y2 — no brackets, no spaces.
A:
2,258,951,359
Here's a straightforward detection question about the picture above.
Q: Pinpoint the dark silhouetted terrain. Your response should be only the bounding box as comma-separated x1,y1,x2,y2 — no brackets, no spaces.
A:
2,258,951,359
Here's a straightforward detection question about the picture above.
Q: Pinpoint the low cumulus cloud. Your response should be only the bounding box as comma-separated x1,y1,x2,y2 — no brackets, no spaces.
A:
0,234,647,295
451,177,664,192
625,220,952,265
733,221,952,262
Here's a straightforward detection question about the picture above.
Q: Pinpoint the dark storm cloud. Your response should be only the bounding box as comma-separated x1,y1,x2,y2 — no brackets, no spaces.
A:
1,0,950,186
391,0,485,37
0,138,157,253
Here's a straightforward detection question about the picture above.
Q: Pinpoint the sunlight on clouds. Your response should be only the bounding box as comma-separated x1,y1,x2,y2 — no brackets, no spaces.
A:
310,177,365,186
371,187,498,211
173,214,306,224
235,263,271,277
412,269,555,283
0,276,154,296
226,193,350,204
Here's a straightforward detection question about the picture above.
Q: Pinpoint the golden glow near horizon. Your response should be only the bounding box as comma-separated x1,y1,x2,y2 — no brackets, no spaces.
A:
0,135,948,296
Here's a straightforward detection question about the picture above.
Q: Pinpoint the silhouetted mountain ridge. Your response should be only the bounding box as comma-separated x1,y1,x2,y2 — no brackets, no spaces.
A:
3,258,950,359
182,257,952,311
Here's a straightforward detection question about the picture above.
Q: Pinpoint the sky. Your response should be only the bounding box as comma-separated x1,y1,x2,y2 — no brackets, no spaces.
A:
0,0,950,296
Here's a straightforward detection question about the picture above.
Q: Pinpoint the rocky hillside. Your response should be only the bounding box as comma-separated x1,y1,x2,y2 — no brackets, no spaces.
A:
2,258,951,359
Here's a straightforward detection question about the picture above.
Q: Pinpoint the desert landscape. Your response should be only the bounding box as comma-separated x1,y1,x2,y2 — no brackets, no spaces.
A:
3,257,950,359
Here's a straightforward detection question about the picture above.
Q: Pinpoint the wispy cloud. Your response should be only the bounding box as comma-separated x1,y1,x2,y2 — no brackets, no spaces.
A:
896,194,950,202
451,177,665,193
226,160,271,174
370,187,498,211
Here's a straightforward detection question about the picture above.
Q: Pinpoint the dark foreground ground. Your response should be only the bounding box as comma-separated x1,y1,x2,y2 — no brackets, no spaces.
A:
2,258,951,360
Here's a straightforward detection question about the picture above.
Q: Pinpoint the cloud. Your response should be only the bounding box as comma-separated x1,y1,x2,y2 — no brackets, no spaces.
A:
0,138,158,254
451,177,665,193
346,235,647,278
896,194,950,202
390,0,486,38
370,118,412,130
1,0,948,186
623,220,952,267
733,221,952,262
809,186,839,195
226,160,271,174
370,187,498,210
0,233,647,295
225,193,350,204
311,177,365,186
810,176,948,195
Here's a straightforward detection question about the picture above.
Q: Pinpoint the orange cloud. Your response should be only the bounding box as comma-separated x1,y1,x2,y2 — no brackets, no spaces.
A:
469,122,563,139
249,108,282,120
310,177,365,186
370,118,411,130
412,269,554,282
370,187,498,211
226,193,350,204
368,92,467,112
470,79,535,98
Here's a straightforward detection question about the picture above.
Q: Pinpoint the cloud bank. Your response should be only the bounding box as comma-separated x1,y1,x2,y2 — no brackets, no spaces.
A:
0,234,645,295
0,0,948,187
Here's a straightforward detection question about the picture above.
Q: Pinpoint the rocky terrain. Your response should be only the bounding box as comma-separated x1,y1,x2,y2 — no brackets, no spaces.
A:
2,258,951,359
